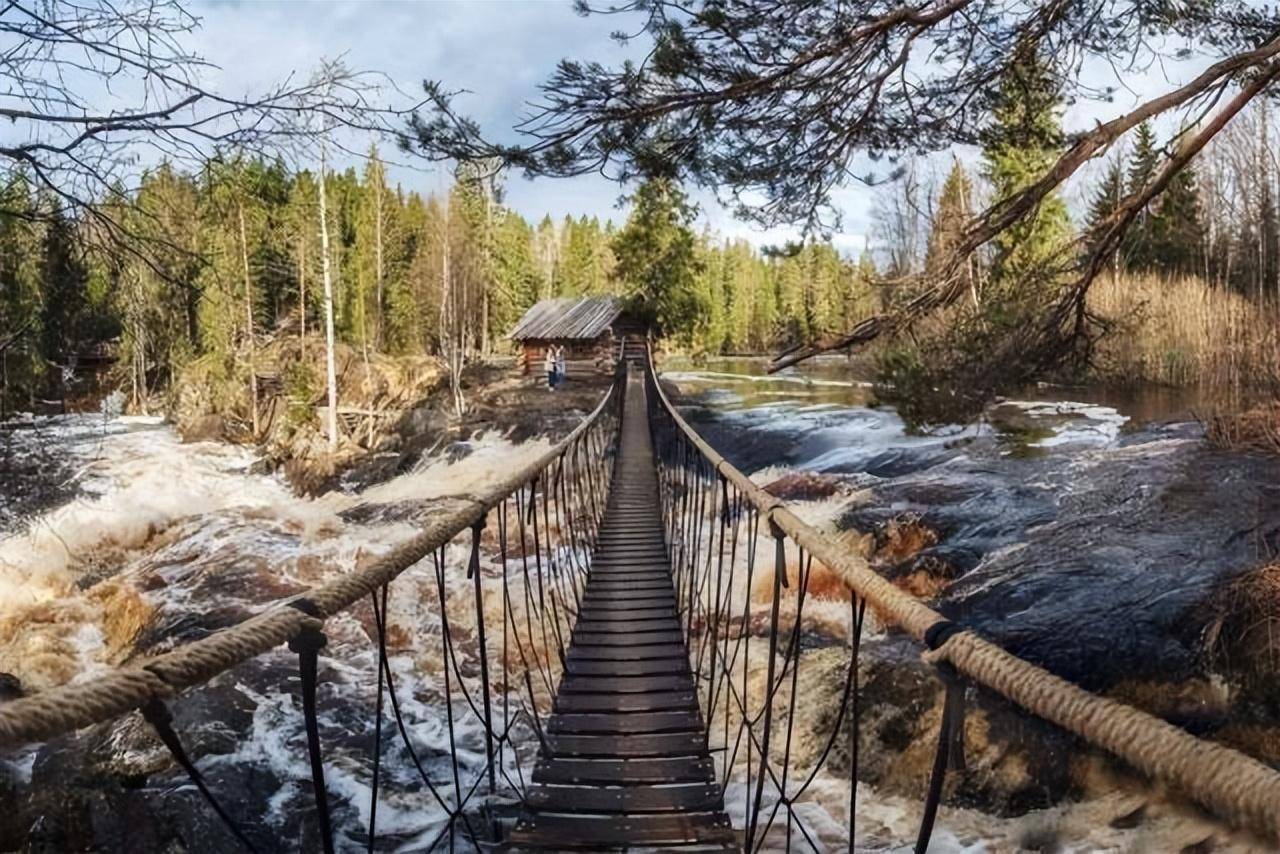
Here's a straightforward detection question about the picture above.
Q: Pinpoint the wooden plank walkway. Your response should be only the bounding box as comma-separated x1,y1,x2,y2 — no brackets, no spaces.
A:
506,372,738,851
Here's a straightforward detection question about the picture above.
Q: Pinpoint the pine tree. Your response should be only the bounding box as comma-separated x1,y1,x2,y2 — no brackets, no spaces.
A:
39,209,90,368
693,233,727,353
285,170,320,350
981,42,1072,289
532,215,559,299
492,211,542,330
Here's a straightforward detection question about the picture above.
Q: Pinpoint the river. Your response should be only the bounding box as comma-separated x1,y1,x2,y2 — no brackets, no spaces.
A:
1,363,1277,852
662,355,1280,851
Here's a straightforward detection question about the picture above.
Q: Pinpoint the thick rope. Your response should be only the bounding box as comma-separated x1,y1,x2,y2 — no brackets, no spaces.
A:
0,383,619,749
644,350,1280,844
930,631,1280,842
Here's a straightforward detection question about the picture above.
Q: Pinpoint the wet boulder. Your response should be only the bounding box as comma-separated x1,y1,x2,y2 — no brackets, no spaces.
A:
14,659,305,853
785,635,1078,817
762,471,843,501
179,414,227,444
940,442,1280,691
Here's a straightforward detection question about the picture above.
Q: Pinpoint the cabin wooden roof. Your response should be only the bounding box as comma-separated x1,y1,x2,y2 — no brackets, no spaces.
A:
509,296,623,342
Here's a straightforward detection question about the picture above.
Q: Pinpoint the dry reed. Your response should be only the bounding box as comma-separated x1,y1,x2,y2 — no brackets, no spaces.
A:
1089,272,1280,390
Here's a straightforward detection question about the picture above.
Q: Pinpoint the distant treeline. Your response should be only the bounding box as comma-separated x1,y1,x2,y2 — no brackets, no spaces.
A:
0,149,882,413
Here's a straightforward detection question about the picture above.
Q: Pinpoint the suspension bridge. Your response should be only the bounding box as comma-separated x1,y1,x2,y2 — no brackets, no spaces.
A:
3,344,1280,852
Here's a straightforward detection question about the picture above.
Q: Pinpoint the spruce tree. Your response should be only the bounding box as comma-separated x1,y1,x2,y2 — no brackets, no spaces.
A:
1087,149,1128,276
925,159,979,301
1087,152,1127,236
981,43,1071,290
1154,163,1205,277
924,160,975,273
1125,122,1161,269
610,177,702,340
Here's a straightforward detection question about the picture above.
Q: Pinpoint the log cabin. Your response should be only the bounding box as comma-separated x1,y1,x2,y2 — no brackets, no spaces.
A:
509,296,644,376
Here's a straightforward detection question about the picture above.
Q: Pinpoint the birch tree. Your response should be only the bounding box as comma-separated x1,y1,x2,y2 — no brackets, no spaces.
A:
318,144,339,452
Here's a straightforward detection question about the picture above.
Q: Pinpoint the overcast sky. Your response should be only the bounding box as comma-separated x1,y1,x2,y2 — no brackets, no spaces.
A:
187,1,1208,257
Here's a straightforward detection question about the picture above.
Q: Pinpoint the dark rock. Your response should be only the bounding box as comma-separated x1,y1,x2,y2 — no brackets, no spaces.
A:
788,634,1078,816
0,673,22,702
444,441,474,463
13,658,306,853
761,471,842,501
941,444,1280,690
180,414,226,443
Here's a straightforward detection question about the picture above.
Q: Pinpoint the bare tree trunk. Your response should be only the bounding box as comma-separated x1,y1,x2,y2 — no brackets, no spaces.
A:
481,181,492,357
374,176,384,350
359,270,375,447
238,202,260,438
135,317,148,416
439,199,465,417
318,147,340,452
299,230,307,355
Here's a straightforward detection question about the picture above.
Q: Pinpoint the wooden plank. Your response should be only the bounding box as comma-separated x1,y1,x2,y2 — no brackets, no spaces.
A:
507,813,738,849
584,587,671,598
587,571,670,581
572,631,685,648
586,570,670,580
558,674,696,694
523,782,722,814
574,618,683,634
581,591,674,602
555,690,697,713
547,710,703,736
583,578,670,591
532,757,716,786
578,605,676,616
578,600,675,612
564,658,691,677
547,731,708,758
565,643,688,661
577,604,677,617
586,572,672,583
596,539,667,548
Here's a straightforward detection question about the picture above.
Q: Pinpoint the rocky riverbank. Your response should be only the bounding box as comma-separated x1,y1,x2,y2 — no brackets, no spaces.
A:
170,336,610,495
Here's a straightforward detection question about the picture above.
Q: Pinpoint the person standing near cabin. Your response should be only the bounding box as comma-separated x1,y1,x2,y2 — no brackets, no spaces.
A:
555,345,566,388
544,346,556,390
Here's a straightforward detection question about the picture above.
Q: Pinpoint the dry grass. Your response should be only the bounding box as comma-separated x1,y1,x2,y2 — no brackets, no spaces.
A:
1201,403,1280,454
1089,272,1280,390
1203,562,1280,707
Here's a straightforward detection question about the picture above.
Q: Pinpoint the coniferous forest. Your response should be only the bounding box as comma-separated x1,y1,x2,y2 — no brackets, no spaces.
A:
0,151,876,417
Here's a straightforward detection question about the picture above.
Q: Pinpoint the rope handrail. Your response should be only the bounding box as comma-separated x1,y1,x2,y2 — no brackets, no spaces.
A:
644,349,1280,845
0,377,622,749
